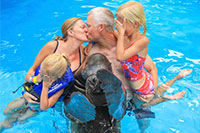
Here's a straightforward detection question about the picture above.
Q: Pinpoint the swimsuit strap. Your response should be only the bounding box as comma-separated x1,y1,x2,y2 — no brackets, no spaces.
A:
128,35,146,49
73,43,93,75
79,47,82,66
72,47,82,74
53,40,59,53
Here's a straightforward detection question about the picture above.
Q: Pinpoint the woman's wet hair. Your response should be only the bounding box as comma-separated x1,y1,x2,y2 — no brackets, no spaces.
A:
116,1,147,35
88,7,115,33
55,17,81,41
41,53,71,79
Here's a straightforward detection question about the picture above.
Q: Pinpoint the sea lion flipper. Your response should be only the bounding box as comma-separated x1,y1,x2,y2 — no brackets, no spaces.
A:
97,70,126,120
64,92,96,123
133,108,155,119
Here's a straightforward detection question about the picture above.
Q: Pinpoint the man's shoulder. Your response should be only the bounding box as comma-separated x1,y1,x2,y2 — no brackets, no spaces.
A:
87,44,102,54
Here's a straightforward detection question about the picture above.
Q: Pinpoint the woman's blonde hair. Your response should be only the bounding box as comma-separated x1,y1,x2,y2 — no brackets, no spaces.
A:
41,53,71,79
116,1,147,35
55,17,81,41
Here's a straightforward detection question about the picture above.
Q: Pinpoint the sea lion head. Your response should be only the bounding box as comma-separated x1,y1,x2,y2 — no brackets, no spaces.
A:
81,53,112,79
81,53,112,106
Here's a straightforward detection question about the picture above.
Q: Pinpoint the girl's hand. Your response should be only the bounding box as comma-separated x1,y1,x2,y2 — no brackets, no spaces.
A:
42,79,53,89
115,19,126,35
23,92,38,103
39,71,54,88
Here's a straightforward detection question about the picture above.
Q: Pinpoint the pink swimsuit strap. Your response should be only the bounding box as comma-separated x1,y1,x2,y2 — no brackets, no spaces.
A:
126,35,146,50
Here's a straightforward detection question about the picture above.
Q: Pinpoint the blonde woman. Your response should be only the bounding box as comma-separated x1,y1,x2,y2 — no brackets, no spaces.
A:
0,54,74,131
24,17,88,103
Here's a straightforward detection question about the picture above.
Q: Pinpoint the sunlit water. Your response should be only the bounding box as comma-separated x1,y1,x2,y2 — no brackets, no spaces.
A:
0,0,200,132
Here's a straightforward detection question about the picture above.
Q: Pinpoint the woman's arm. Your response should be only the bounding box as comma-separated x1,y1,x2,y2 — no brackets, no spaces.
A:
25,41,57,81
115,20,149,61
40,81,64,110
144,55,158,89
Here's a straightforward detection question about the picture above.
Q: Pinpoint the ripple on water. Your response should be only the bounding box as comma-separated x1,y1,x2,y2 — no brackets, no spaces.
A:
0,40,14,50
166,63,192,73
0,54,6,59
154,57,178,63
192,68,200,82
81,5,96,8
33,33,42,38
186,58,200,65
54,12,59,18
103,2,119,8
168,50,184,58
169,128,180,132
77,13,89,18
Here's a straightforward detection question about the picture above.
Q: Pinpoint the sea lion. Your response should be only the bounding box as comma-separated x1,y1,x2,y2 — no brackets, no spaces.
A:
63,53,126,133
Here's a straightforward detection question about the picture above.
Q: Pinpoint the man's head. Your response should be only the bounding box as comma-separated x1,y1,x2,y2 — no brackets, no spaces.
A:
86,7,115,42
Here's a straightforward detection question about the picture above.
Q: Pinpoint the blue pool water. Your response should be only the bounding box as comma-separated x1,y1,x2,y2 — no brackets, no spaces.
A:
0,0,200,132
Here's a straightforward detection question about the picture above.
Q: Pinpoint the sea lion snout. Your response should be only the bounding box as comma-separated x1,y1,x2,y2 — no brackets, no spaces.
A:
86,74,102,94
86,74,106,106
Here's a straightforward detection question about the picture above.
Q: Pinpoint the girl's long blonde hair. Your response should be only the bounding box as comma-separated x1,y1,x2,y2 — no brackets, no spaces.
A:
116,1,147,35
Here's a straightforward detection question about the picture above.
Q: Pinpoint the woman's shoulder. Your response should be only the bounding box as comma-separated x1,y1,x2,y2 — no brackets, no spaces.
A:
43,40,58,50
46,40,58,46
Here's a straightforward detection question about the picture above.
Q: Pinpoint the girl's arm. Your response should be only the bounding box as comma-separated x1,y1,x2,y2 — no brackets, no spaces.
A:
25,41,57,81
116,19,126,61
144,55,158,89
40,81,64,110
115,20,149,61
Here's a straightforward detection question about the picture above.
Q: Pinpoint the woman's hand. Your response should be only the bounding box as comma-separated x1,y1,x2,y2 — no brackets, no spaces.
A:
36,74,42,83
23,92,38,103
25,69,35,82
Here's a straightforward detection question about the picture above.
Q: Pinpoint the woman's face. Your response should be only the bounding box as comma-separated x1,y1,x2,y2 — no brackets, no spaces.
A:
71,19,88,42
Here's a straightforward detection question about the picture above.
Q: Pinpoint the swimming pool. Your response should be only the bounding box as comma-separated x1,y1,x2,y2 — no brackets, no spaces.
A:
0,0,200,132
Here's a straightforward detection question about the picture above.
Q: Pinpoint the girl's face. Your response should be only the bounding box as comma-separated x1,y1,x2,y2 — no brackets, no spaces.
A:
71,19,88,42
116,15,124,24
116,15,138,36
39,70,56,83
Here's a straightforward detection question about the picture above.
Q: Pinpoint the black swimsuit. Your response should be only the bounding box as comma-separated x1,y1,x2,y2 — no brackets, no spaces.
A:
72,48,82,74
54,40,82,74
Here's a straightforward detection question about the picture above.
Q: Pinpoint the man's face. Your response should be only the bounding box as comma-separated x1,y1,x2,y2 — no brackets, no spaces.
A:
86,14,100,42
